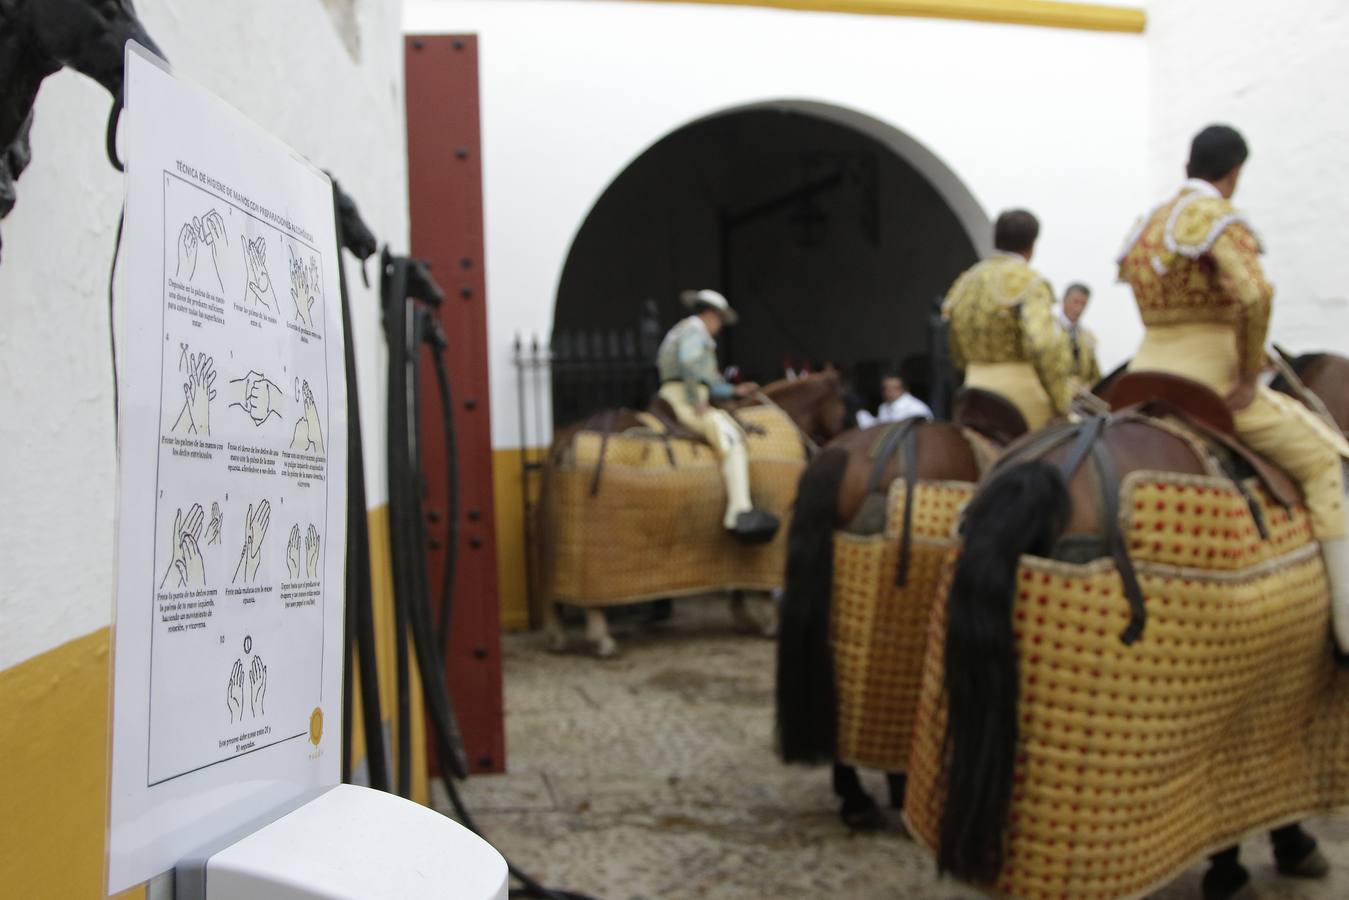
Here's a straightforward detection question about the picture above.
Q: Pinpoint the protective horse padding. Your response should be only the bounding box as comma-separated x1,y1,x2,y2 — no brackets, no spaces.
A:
832,480,973,771
546,407,806,606
905,472,1349,900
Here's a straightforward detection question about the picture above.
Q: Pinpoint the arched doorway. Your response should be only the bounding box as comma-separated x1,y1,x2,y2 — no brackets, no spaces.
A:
551,100,988,421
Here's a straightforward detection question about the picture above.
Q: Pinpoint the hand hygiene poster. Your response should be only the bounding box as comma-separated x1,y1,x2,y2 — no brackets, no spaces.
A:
108,46,347,892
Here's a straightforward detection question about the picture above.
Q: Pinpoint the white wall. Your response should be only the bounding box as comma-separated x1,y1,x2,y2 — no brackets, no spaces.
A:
405,0,1151,447
0,0,408,670
1147,0,1349,356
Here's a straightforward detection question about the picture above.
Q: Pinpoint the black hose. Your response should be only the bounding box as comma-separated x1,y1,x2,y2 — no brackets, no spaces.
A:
335,188,390,793
385,253,417,798
383,253,593,897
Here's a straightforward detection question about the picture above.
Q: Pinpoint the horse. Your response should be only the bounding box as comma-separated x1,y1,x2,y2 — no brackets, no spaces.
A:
908,368,1349,899
774,389,1020,828
539,371,849,657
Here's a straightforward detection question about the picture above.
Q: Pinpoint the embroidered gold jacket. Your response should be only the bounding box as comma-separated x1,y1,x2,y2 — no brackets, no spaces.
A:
943,254,1074,414
1065,322,1102,386
1117,184,1272,378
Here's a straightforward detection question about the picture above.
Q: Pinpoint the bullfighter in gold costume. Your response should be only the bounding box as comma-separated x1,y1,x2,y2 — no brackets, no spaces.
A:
943,209,1074,430
1118,123,1343,900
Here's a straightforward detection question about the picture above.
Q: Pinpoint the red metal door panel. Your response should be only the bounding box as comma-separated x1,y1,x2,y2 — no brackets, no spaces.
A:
404,34,504,775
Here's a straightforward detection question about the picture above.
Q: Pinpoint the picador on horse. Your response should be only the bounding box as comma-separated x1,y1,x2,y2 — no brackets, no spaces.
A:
539,289,848,657
655,289,782,543
900,125,1349,900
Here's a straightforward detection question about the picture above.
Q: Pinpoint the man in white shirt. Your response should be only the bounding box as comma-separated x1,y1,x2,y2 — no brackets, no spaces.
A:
856,374,933,429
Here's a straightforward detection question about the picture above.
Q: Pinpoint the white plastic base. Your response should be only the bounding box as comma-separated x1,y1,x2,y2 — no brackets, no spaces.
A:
201,784,508,900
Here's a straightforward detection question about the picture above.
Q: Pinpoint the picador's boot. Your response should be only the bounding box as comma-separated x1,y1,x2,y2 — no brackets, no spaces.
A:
731,509,780,543
720,439,779,542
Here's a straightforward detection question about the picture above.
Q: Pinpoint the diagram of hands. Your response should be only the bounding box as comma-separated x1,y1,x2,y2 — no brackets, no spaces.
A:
162,503,205,589
306,524,320,577
172,352,218,435
288,247,320,328
176,223,199,281
206,502,222,546
287,524,301,579
243,235,277,312
232,500,271,584
289,380,324,453
175,210,227,291
249,655,267,717
229,370,283,427
227,659,245,723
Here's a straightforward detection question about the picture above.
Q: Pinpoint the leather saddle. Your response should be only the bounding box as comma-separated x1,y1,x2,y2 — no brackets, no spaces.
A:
952,387,1029,446
646,396,709,444
1104,371,1301,508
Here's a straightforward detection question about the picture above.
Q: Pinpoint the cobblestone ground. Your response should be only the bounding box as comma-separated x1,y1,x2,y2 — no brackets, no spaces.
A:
436,599,1349,900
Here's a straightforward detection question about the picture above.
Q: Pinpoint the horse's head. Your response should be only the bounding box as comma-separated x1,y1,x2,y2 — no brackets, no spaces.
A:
762,370,848,444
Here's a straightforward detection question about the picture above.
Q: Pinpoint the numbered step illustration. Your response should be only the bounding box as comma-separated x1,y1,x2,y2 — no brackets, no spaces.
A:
168,346,219,438
231,498,272,586
159,500,224,590
226,636,268,724
286,243,324,336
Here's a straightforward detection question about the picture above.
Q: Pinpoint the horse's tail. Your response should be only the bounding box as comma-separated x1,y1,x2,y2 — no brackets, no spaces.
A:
776,446,849,763
938,460,1071,883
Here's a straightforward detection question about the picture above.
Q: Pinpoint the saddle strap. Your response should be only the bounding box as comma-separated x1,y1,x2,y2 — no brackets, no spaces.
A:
589,410,617,498
895,422,921,587
1052,415,1148,645
1091,440,1147,645
864,419,918,495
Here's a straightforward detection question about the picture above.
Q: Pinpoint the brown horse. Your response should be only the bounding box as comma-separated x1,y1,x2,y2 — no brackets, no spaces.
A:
916,368,1349,899
539,371,849,657
774,409,999,827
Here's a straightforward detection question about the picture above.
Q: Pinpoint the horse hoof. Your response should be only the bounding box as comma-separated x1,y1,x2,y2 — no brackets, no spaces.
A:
545,631,568,654
1277,846,1330,879
758,614,779,639
593,635,618,659
840,797,885,832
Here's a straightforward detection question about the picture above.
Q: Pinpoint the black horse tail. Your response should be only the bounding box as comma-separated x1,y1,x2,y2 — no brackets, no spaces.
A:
776,446,849,763
938,460,1071,883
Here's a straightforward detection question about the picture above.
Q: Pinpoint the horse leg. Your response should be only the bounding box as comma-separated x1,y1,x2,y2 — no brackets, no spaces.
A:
584,607,617,658
730,589,777,637
832,762,883,831
730,589,752,631
1202,846,1252,900
544,602,568,653
886,771,907,808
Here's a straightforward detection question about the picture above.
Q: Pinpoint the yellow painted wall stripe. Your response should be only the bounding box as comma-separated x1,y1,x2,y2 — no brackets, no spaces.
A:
1,506,424,899
625,0,1146,32
0,628,143,899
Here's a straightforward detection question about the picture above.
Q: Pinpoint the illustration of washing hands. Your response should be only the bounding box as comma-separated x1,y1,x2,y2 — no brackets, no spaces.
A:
175,209,227,292
242,235,279,313
171,351,218,435
227,655,267,723
288,246,321,329
232,499,271,584
161,503,207,589
289,380,324,453
229,369,283,427
286,523,321,579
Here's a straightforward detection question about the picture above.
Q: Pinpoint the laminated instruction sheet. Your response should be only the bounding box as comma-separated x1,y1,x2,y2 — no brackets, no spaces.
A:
108,46,347,892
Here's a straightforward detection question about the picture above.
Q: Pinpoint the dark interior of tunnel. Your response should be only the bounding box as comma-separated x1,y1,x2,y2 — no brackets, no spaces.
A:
551,106,978,419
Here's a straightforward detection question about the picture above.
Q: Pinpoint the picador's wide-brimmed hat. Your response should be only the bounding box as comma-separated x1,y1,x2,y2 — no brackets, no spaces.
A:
680,288,739,325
